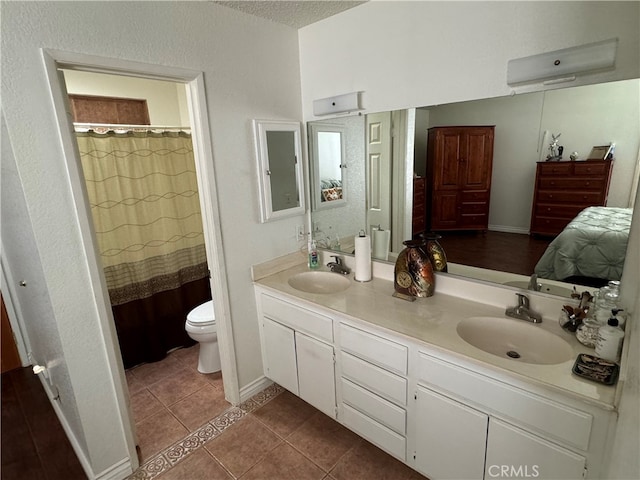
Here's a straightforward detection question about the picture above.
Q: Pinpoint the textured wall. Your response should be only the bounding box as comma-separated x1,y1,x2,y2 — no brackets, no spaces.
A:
1,1,303,475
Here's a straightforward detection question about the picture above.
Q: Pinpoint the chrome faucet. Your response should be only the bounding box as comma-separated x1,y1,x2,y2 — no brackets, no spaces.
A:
505,293,542,323
528,273,542,292
326,255,351,275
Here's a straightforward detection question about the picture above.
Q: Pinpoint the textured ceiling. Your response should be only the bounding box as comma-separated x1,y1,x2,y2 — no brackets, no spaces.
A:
213,1,367,29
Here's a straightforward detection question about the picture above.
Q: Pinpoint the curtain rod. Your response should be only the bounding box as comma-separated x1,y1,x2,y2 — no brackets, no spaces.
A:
73,122,191,130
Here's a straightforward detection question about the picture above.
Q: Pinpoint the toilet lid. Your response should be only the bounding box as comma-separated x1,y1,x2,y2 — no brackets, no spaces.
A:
187,300,216,326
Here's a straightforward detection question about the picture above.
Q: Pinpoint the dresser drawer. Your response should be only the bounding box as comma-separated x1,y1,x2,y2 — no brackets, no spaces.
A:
342,404,406,461
537,162,573,176
538,177,606,190
341,351,407,406
341,377,406,435
530,217,571,235
459,213,488,227
339,323,408,375
574,161,611,176
536,190,604,204
260,293,333,342
461,190,489,202
534,203,586,219
417,353,592,450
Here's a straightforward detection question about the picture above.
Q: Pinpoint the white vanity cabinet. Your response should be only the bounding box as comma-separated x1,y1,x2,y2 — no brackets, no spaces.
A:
412,351,608,480
256,291,336,418
336,323,409,460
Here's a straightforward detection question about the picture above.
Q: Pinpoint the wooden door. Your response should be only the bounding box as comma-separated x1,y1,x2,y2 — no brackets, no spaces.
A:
431,192,459,229
461,127,494,190
432,129,463,191
1,292,22,373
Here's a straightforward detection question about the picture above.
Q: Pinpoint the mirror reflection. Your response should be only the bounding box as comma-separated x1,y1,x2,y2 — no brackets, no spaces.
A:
309,78,639,296
309,123,347,209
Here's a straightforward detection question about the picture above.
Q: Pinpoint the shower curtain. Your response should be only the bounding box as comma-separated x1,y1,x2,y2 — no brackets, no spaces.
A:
76,129,211,368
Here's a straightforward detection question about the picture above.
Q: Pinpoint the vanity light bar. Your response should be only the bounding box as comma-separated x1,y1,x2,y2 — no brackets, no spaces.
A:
507,38,618,86
313,91,362,116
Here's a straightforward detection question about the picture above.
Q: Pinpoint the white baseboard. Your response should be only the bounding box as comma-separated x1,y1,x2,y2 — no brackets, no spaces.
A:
94,457,133,480
239,375,274,403
488,224,530,235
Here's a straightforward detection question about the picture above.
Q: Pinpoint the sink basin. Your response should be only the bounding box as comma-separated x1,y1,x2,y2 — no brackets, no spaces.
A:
503,280,574,298
456,316,573,365
288,271,350,294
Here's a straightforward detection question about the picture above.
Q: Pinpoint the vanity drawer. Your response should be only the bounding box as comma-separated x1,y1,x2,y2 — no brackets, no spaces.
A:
341,377,406,435
342,404,406,461
339,323,407,375
417,353,592,450
260,293,333,342
341,351,407,406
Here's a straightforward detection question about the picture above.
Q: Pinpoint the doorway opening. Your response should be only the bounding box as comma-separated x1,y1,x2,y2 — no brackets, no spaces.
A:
42,50,239,471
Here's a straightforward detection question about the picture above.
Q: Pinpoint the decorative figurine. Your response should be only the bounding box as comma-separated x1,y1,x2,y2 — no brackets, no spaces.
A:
546,133,563,161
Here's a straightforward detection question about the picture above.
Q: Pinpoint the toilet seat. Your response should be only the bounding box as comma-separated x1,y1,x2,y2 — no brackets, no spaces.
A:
187,300,216,327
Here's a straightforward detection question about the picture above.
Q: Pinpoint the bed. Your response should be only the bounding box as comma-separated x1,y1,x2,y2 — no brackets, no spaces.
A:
320,179,343,202
534,206,633,284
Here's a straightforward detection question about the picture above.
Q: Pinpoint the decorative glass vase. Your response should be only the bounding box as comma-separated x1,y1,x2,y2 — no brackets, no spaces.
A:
394,239,435,299
421,233,448,272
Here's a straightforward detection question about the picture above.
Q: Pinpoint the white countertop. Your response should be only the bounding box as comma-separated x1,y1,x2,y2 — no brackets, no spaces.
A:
254,261,621,410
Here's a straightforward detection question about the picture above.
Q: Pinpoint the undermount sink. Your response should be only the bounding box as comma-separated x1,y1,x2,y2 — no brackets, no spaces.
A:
503,280,574,298
288,271,351,294
456,316,573,365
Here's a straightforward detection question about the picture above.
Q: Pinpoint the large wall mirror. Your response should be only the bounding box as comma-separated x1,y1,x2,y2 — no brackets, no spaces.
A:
254,120,305,223
308,78,640,297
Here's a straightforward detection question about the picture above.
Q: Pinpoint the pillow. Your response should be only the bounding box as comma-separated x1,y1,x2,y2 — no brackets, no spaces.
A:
322,187,343,202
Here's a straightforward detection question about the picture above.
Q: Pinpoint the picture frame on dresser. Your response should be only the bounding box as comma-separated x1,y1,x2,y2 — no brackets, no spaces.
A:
588,145,613,161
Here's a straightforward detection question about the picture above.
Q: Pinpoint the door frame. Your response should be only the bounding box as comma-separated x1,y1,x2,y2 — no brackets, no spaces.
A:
40,48,240,467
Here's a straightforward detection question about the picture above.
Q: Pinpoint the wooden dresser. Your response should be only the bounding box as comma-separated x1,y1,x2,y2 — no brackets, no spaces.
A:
412,177,427,237
529,159,614,236
426,126,495,231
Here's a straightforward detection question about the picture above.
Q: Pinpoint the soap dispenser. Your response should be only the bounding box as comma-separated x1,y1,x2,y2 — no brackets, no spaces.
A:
308,240,319,269
595,311,625,362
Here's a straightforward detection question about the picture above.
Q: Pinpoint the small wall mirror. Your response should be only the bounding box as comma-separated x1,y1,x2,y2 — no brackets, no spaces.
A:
253,120,305,222
309,122,347,210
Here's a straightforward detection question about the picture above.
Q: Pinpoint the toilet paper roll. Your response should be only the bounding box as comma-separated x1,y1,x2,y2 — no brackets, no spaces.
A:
354,234,372,282
372,228,391,261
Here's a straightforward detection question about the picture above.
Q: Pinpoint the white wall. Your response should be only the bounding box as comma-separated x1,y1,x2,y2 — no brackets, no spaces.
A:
299,1,640,120
1,1,303,477
63,70,190,126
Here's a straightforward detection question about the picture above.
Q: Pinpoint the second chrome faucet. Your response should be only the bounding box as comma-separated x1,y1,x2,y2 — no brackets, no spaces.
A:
506,293,542,323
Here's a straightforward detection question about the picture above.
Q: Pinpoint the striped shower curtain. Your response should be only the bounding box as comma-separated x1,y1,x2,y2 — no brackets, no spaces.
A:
76,129,211,367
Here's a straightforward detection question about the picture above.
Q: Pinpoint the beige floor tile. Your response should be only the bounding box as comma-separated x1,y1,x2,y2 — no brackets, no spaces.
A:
206,416,282,477
130,388,164,423
241,442,325,480
135,409,189,461
129,355,184,387
287,411,360,471
156,448,232,480
147,367,209,407
169,383,230,431
125,370,146,395
329,439,421,480
250,390,317,438
171,344,199,368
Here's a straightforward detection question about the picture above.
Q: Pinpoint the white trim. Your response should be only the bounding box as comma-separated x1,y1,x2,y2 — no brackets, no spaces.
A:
94,458,133,480
488,224,530,235
40,49,240,477
239,375,275,403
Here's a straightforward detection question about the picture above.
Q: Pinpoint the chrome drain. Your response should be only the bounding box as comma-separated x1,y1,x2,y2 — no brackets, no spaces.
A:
506,350,521,359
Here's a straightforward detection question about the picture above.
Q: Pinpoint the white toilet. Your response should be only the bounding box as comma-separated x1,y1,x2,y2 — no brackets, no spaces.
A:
185,300,221,374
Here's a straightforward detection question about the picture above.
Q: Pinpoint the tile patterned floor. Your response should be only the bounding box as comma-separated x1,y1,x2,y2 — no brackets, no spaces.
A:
127,345,428,480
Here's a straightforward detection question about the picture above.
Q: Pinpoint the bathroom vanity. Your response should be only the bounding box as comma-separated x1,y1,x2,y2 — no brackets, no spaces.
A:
253,259,622,480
